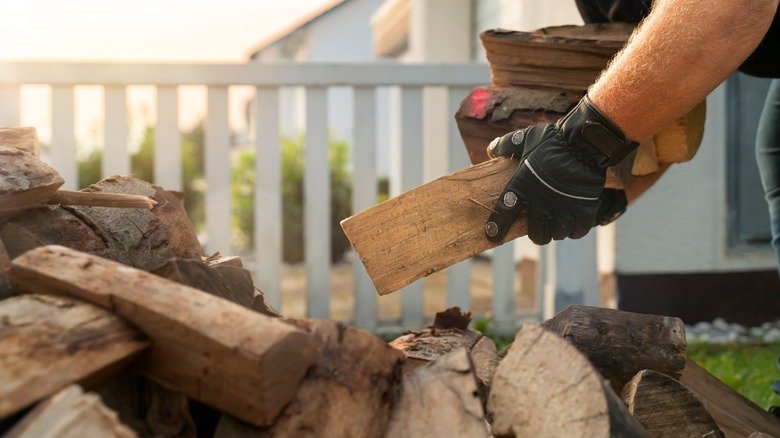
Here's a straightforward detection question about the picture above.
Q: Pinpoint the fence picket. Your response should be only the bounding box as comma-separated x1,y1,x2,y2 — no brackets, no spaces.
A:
254,87,282,311
103,86,128,178
446,86,473,310
0,86,20,127
205,86,231,255
399,86,424,328
352,86,378,329
305,86,330,319
51,86,77,190
155,86,181,191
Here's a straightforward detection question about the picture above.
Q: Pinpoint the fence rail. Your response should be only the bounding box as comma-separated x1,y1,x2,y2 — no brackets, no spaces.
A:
0,61,554,334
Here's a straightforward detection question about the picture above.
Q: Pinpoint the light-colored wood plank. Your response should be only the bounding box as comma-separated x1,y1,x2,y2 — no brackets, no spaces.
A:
446,86,472,310
400,86,424,327
52,85,77,190
352,86,378,329
0,294,148,420
103,85,129,178
304,86,330,319
4,385,136,438
154,85,181,191
254,87,282,311
48,190,157,209
205,86,231,255
0,127,39,157
10,245,320,427
680,358,780,438
341,157,526,296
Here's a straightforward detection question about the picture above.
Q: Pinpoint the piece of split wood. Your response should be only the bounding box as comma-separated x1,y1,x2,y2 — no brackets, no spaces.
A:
10,245,320,427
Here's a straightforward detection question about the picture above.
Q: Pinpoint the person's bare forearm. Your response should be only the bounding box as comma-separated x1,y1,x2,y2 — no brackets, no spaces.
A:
588,0,779,141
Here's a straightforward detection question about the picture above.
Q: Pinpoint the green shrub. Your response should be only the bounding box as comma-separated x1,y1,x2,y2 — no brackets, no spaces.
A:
232,134,353,263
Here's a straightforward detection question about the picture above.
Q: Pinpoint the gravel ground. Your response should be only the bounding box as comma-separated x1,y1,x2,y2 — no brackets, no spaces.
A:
686,318,780,344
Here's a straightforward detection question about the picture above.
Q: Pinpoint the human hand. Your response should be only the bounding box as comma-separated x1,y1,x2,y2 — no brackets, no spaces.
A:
484,96,637,245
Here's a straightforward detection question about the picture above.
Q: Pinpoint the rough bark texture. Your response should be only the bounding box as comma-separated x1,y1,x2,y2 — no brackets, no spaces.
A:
0,294,149,420
622,369,723,437
680,359,780,438
541,305,687,392
0,176,203,272
0,146,64,218
151,258,280,317
384,348,488,438
268,318,404,437
389,322,483,374
4,385,136,438
10,245,319,427
488,323,649,438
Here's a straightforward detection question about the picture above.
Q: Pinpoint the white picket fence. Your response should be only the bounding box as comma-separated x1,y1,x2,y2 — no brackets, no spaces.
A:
0,61,575,335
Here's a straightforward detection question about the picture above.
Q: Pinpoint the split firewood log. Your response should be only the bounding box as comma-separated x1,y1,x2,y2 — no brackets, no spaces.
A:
0,127,157,219
0,294,149,421
0,237,11,299
622,369,723,437
10,245,319,427
342,159,527,295
488,323,649,437
1,176,203,272
480,24,634,91
151,258,280,317
389,307,482,371
384,348,488,438
680,359,780,438
540,305,687,393
0,146,64,218
266,319,404,437
3,385,136,438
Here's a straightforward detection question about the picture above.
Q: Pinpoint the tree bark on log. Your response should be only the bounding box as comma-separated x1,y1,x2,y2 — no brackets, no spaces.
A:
0,146,64,218
151,258,280,317
267,319,404,437
10,245,319,427
0,176,203,272
3,385,136,438
488,323,649,438
541,305,687,392
680,359,780,438
622,369,723,437
384,348,488,438
0,294,149,420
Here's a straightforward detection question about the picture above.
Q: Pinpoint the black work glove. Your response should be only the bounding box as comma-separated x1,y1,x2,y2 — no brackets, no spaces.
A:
484,96,637,245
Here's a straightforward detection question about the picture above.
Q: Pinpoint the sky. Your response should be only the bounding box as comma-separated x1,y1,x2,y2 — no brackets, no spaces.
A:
0,0,336,149
0,0,334,61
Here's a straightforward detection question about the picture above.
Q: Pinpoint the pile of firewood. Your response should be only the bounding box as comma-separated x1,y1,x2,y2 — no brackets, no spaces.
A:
2,127,780,437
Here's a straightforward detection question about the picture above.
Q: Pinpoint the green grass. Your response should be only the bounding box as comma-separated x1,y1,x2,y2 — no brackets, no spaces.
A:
688,342,780,410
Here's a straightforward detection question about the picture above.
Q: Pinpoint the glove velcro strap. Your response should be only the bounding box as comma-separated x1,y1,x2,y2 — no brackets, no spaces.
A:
581,121,638,167
485,187,525,243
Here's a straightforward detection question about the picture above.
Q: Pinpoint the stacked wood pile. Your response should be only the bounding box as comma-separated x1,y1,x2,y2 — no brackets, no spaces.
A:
2,128,779,437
